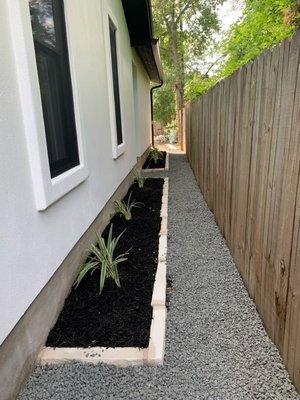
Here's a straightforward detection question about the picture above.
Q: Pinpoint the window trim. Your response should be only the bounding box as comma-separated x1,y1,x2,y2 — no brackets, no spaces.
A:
8,0,88,211
102,2,126,159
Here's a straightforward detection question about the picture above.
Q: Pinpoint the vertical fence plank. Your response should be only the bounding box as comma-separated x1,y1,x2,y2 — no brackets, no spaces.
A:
222,78,230,237
195,99,201,185
225,74,238,248
204,94,210,203
247,52,271,305
218,81,226,234
232,64,253,283
208,90,215,211
244,57,262,298
283,174,300,392
260,41,285,339
230,68,245,259
199,97,205,193
185,102,191,163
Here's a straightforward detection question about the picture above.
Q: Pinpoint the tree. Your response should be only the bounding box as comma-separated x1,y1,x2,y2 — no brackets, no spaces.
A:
153,81,176,127
219,0,300,78
166,0,300,101
152,0,224,143
184,72,218,101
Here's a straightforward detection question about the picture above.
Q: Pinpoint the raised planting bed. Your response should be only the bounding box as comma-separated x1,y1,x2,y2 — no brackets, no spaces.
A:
142,151,169,171
38,177,169,366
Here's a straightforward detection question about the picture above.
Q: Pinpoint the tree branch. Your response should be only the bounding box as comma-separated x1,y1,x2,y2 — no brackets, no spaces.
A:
163,16,172,33
175,0,195,25
203,55,223,77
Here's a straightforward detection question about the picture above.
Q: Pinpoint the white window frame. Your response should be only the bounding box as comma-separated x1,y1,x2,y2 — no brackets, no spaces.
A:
8,0,89,211
102,1,126,159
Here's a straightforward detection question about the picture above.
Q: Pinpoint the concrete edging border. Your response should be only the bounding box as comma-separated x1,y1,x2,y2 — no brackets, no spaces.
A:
37,177,169,366
143,151,169,173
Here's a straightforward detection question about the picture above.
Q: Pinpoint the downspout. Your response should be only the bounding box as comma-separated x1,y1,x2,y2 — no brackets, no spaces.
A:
150,79,163,146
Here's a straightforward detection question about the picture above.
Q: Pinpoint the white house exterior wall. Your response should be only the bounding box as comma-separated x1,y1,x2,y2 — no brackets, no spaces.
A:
0,0,152,346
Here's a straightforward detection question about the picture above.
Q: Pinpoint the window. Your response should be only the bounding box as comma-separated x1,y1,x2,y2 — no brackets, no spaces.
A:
108,18,123,146
29,0,79,178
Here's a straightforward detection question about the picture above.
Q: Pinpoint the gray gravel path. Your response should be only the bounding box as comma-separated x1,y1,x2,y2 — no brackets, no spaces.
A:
20,154,299,400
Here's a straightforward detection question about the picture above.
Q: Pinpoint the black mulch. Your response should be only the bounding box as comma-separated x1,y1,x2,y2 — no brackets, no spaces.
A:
143,151,166,169
166,275,173,311
46,178,164,349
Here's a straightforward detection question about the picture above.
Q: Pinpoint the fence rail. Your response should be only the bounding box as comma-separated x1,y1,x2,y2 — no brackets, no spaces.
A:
185,29,300,392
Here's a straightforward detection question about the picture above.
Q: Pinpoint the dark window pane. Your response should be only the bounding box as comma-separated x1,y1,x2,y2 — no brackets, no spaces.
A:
109,19,123,146
29,0,56,48
29,0,79,177
36,51,67,163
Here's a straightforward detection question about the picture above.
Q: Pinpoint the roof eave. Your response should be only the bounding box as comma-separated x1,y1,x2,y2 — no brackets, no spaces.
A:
122,0,163,83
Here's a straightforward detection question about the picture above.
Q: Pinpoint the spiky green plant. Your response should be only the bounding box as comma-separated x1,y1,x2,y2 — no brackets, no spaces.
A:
74,225,129,294
133,169,146,188
149,147,163,164
114,192,143,220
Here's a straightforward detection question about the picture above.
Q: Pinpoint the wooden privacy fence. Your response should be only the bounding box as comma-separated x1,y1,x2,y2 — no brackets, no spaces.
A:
185,30,300,392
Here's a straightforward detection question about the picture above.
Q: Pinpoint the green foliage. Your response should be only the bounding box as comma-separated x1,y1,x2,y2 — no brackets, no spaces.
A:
219,0,299,78
114,192,143,220
152,0,223,126
164,120,177,135
185,73,218,101
184,0,299,99
74,225,129,295
133,169,146,189
149,147,163,165
153,80,176,126
153,0,299,112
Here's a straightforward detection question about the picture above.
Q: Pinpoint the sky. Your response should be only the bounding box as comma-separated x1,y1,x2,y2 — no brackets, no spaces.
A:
218,0,244,32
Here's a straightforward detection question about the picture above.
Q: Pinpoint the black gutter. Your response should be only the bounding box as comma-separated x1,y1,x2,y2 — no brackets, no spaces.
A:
122,0,163,83
121,0,164,143
150,36,164,145
150,79,163,146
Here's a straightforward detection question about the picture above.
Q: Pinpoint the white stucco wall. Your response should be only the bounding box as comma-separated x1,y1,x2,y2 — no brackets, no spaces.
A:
0,0,152,345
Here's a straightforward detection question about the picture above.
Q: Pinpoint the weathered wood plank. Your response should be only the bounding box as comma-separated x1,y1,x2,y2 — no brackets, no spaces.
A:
260,41,285,339
232,63,253,283
247,51,273,310
283,176,300,391
230,68,245,260
245,56,263,299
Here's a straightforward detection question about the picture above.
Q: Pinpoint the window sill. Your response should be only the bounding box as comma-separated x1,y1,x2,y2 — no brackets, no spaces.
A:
113,142,126,159
37,164,89,211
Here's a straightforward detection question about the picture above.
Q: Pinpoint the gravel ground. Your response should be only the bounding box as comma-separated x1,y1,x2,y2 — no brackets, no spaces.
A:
19,154,299,400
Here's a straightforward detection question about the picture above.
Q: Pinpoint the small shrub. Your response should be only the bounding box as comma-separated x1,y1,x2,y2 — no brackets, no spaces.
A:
133,169,146,188
114,192,143,220
74,225,129,294
149,147,163,164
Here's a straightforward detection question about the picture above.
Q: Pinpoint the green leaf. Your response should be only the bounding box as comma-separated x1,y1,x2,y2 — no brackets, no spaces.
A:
74,223,130,295
74,261,99,288
99,262,107,294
